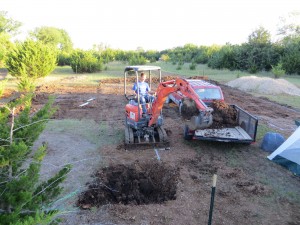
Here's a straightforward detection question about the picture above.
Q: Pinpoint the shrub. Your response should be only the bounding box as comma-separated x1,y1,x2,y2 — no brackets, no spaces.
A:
160,54,170,62
17,77,36,92
58,51,71,66
70,49,103,73
189,62,196,70
0,79,7,98
281,40,300,75
272,63,285,78
0,33,14,68
5,39,57,92
128,55,147,65
176,65,182,70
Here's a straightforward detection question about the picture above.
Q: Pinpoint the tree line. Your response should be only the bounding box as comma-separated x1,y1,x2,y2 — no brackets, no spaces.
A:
164,26,300,75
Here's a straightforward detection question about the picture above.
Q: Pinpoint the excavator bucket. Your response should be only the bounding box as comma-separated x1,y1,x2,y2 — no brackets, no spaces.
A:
180,98,199,119
181,98,213,130
124,124,169,150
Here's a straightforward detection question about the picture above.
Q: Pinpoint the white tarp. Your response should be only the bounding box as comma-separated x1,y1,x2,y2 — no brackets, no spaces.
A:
267,127,300,165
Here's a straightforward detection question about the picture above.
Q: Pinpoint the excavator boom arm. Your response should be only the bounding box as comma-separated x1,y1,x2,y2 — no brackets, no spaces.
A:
149,78,212,127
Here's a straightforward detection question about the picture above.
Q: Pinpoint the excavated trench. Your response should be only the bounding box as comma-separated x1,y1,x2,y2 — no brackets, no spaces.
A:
77,161,179,208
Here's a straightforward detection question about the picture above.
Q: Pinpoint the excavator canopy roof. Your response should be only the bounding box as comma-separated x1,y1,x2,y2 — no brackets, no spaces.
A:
124,65,161,72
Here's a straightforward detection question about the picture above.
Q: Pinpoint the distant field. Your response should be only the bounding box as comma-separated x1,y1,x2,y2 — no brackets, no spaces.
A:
2,61,300,109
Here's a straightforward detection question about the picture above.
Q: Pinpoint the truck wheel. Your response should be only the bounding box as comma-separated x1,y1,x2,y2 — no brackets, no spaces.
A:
183,125,193,140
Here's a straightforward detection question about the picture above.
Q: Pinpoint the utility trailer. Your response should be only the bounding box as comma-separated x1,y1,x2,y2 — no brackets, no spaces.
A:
184,105,258,144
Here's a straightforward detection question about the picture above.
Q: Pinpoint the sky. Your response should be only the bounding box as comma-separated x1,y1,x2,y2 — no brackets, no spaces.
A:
1,0,299,51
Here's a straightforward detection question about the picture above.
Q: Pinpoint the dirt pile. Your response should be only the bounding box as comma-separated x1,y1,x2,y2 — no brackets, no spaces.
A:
77,161,179,208
210,100,238,128
227,76,300,96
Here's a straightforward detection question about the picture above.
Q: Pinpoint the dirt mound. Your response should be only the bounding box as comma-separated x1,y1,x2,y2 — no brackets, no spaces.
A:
77,161,179,208
227,76,300,96
210,100,238,128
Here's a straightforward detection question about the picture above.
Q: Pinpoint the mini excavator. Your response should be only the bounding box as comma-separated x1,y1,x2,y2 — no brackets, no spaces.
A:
124,66,213,148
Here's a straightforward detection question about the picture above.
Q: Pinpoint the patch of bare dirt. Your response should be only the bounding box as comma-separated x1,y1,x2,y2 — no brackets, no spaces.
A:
5,74,299,225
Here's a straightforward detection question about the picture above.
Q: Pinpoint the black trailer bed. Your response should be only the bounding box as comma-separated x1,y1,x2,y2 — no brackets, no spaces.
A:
193,105,258,143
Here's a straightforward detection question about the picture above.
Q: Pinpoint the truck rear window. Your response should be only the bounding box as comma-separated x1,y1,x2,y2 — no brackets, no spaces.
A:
195,88,222,100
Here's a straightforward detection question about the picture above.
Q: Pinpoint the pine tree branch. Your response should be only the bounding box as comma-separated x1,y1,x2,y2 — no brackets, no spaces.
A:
0,187,7,198
8,107,15,213
0,167,29,186
9,107,15,145
0,138,10,143
13,119,50,132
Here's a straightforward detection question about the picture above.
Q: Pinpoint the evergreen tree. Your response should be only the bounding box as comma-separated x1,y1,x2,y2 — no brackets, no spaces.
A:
0,94,71,224
5,39,57,92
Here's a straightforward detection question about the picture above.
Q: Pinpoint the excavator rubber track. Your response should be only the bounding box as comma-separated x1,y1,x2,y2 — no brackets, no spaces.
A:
125,125,169,150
